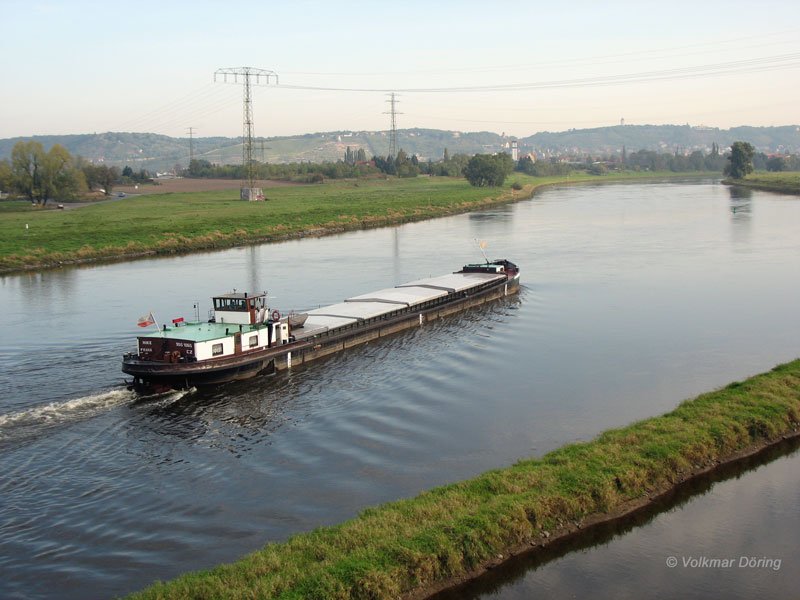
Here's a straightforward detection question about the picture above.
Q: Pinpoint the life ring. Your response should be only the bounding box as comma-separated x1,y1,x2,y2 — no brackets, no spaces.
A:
271,309,281,321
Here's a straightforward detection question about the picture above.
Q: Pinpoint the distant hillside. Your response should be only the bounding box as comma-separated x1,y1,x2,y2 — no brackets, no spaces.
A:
0,132,236,172
1,125,798,171
522,124,800,156
0,129,508,171
196,129,507,167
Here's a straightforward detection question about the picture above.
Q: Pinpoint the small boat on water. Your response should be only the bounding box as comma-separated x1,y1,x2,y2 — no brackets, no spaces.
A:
122,259,519,390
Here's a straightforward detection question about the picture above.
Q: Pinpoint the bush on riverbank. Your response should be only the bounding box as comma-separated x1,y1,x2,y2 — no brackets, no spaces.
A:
129,359,800,600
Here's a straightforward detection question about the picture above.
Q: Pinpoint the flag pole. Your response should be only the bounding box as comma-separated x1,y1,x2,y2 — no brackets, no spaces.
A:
474,238,490,264
150,312,161,332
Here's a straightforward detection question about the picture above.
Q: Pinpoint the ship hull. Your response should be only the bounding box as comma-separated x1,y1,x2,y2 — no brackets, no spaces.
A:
123,267,519,390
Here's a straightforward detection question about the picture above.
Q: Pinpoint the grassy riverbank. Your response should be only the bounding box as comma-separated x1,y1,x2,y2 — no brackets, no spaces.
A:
723,172,800,195
0,171,713,274
129,359,800,600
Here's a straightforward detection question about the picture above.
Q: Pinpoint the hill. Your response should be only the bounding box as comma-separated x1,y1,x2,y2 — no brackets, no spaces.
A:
1,125,798,172
522,124,800,157
0,129,508,172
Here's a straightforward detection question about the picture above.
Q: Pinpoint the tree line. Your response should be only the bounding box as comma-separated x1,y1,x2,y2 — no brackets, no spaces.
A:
0,140,153,205
3,138,798,200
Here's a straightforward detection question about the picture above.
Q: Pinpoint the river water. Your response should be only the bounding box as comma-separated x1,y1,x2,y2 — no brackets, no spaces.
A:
1,180,798,599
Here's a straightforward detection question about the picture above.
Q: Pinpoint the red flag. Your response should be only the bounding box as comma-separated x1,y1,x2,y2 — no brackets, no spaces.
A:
172,317,185,325
137,312,155,328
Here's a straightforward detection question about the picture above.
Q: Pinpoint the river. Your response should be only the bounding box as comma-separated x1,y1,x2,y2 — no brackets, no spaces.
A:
1,180,798,599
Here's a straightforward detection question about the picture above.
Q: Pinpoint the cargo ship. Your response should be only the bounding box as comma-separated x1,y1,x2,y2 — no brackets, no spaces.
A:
122,259,519,390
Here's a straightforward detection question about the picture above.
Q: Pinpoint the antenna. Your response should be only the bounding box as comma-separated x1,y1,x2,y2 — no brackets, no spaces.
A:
383,92,402,157
474,239,490,263
214,67,278,201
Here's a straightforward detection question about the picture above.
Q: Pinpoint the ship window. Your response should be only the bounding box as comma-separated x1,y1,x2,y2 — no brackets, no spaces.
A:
212,343,223,356
213,298,248,311
249,335,258,348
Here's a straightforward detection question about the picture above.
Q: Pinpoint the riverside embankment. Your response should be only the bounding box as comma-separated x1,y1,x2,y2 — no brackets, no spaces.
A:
723,172,800,195
128,359,800,600
0,171,713,275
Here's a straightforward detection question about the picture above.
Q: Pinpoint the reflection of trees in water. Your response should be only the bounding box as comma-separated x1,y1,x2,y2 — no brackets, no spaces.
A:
728,184,753,202
728,186,752,217
728,186,752,246
12,267,77,310
468,205,515,244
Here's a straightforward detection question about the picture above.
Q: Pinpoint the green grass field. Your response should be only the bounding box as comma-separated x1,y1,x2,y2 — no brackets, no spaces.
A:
724,171,800,195
127,359,800,599
0,171,715,273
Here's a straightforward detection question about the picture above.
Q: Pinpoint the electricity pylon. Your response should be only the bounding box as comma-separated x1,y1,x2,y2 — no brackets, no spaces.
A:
383,92,402,158
214,67,278,200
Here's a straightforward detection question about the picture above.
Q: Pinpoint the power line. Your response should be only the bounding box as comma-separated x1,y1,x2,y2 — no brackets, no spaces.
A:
115,84,237,135
279,29,800,77
273,52,800,94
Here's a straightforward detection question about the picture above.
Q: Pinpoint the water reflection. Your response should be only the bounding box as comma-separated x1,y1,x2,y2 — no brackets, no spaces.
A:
728,187,752,246
247,246,263,293
728,185,753,202
468,204,515,227
8,268,78,313
729,187,752,216
433,437,800,600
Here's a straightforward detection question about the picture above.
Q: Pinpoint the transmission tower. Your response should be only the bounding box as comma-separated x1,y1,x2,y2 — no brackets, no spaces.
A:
214,67,278,200
383,92,402,157
187,127,195,164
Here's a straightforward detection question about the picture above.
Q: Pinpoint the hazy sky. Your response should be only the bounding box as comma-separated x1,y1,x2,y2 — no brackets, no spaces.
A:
1,0,798,139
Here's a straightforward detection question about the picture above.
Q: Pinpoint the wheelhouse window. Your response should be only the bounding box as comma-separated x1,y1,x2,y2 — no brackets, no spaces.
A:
213,298,249,311
212,343,223,356
248,335,258,348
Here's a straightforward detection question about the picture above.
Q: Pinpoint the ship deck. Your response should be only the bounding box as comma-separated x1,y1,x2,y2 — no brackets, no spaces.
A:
139,321,264,342
138,271,506,343
293,271,504,341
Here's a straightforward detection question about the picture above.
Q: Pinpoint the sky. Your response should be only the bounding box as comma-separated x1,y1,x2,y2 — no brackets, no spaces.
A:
1,0,799,140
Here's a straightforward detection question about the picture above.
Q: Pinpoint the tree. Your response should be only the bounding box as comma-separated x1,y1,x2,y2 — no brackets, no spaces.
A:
493,152,515,177
0,159,12,192
40,144,82,203
687,150,705,171
724,141,755,179
704,143,726,171
766,156,787,172
372,154,396,175
8,141,84,203
11,140,45,202
187,158,213,177
96,165,120,195
587,162,608,175
464,154,508,187
393,149,419,178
